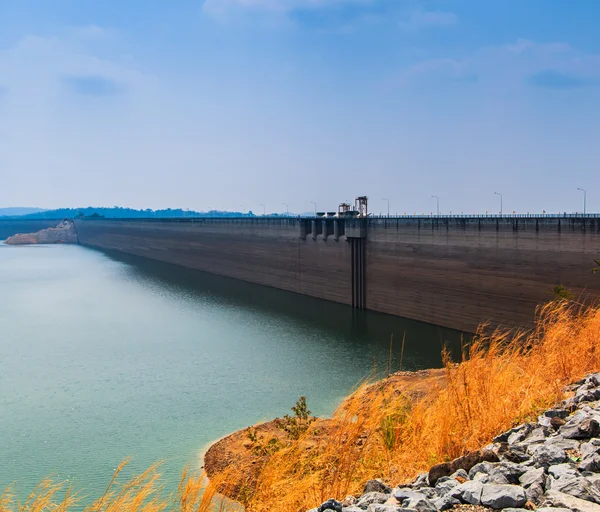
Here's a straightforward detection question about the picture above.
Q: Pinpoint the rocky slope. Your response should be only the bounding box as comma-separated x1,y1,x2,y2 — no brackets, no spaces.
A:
4,219,78,245
310,373,600,512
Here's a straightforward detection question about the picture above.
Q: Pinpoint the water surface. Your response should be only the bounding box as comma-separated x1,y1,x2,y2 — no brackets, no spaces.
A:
0,243,460,501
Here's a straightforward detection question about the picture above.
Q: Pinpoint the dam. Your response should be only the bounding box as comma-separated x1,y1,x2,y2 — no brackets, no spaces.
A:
60,215,600,333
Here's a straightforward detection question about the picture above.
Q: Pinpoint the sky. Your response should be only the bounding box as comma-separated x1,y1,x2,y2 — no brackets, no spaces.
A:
0,0,598,215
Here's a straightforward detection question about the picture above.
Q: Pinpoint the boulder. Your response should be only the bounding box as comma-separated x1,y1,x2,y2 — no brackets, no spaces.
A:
548,473,600,504
560,412,600,439
432,494,460,511
479,483,527,509
428,449,498,486
449,480,484,504
357,492,389,508
434,478,458,495
317,499,343,512
366,506,417,512
519,467,546,488
363,480,392,494
409,473,429,489
542,489,600,512
530,444,567,468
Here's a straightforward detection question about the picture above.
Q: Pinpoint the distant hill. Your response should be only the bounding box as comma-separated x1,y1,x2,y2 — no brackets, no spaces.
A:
0,207,46,217
11,207,265,219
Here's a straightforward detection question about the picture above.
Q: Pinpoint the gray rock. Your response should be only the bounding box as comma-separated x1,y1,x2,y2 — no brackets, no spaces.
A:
539,409,570,428
468,461,496,480
530,443,567,467
434,478,458,495
519,467,546,488
549,462,580,480
448,468,468,480
586,374,600,386
580,452,600,472
413,488,437,500
560,411,600,439
507,424,535,445
523,426,551,445
544,435,581,451
582,439,600,457
432,494,460,511
548,474,600,504
449,480,484,504
501,444,531,463
496,461,528,483
391,489,430,503
357,493,389,508
318,499,343,512
341,508,363,512
542,489,600,512
409,473,429,489
536,508,572,512
501,509,530,512
479,483,527,509
525,483,545,504
399,494,436,512
366,506,416,512
363,480,392,494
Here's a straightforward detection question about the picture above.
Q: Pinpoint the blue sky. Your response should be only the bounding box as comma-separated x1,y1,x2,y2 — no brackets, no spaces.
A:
0,0,598,214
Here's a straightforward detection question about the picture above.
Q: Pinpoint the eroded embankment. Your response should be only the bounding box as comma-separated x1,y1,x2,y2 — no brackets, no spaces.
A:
5,219,78,245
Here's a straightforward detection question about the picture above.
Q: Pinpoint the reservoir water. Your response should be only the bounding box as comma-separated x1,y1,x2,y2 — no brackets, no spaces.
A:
0,243,460,501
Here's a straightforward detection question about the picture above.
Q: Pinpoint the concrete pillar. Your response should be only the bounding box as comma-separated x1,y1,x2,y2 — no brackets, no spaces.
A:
322,220,328,241
333,220,340,241
311,220,317,240
299,220,307,240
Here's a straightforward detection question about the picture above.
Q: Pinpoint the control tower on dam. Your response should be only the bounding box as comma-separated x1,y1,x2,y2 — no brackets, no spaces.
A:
74,215,600,333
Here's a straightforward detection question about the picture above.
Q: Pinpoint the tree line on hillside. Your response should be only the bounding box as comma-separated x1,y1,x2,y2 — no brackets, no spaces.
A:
0,207,279,219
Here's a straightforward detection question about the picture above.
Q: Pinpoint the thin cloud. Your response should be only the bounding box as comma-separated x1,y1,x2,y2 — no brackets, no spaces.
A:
530,70,587,90
399,10,458,31
63,75,126,96
72,25,114,39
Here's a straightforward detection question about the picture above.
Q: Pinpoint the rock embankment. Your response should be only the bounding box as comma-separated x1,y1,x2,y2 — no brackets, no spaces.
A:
310,373,600,512
5,219,78,245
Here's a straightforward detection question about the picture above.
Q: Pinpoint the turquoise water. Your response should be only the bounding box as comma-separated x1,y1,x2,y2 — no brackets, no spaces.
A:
0,243,460,502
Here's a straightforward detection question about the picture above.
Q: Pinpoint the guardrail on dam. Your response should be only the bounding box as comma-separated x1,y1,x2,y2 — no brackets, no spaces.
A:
73,216,600,333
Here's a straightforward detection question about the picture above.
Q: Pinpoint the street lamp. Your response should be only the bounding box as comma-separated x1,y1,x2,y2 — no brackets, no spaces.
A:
382,198,390,217
282,202,289,215
431,196,440,216
494,192,503,216
310,201,317,217
577,188,587,214
260,203,266,216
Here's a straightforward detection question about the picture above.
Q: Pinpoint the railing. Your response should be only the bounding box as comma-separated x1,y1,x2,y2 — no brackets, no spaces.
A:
76,213,600,222
369,213,600,219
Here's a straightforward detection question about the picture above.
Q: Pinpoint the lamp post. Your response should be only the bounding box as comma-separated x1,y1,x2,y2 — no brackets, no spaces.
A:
494,192,503,216
260,204,266,216
431,195,440,216
577,188,587,214
382,197,390,217
310,201,317,217
282,202,289,216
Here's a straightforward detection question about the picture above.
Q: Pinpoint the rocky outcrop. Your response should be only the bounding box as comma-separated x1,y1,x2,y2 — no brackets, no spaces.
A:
5,219,78,245
310,373,600,512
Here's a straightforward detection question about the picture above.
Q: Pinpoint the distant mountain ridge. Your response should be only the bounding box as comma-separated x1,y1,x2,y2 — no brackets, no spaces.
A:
0,207,47,217
0,207,295,219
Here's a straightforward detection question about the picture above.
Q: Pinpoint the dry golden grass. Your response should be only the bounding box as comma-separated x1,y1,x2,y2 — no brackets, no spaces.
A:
239,300,600,511
3,300,600,512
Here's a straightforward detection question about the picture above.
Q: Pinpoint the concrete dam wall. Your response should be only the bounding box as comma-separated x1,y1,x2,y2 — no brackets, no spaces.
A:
0,219,60,240
74,217,600,333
